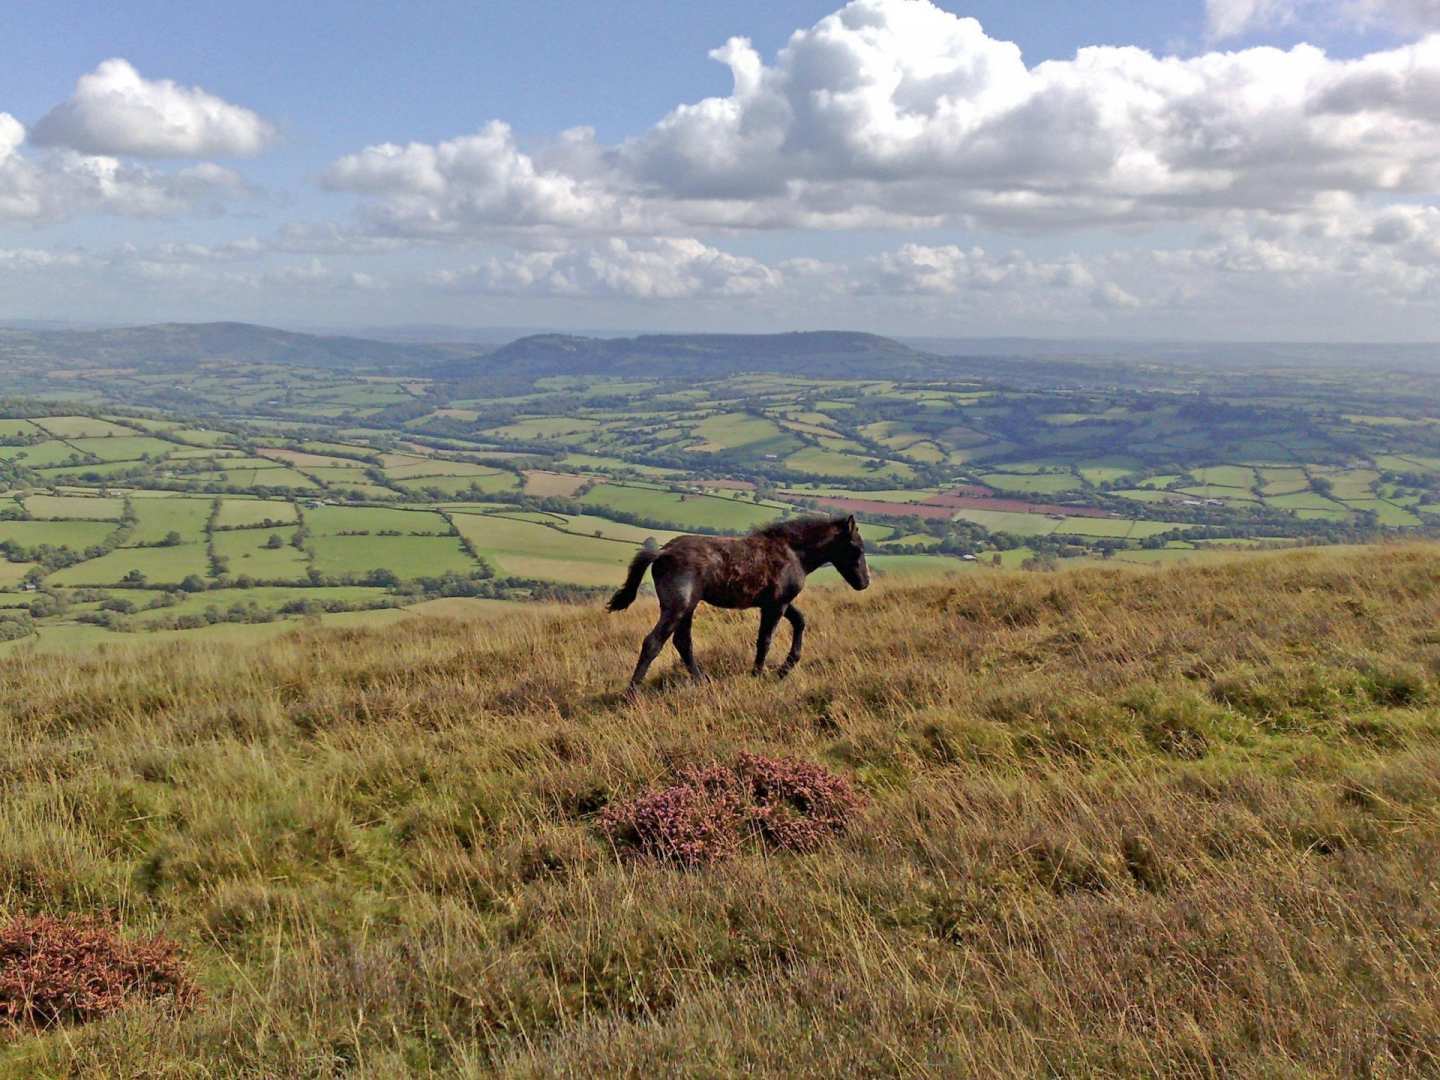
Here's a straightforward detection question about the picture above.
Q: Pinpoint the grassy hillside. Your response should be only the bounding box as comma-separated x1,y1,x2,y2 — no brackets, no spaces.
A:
3,547,1439,1075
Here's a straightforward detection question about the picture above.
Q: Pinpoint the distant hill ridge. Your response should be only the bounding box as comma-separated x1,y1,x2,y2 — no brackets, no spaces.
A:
0,321,467,372
437,329,933,380
0,321,935,380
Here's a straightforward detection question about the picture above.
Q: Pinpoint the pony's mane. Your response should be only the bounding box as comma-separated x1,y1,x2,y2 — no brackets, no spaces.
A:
753,515,847,546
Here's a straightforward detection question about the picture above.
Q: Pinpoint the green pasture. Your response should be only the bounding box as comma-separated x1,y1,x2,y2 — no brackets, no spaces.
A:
0,520,118,550
48,543,211,586
31,416,139,438
394,473,521,497
21,494,126,520
308,535,478,579
1192,465,1257,489
215,499,298,528
301,505,452,536
64,436,179,462
1343,500,1422,526
0,441,92,467
450,514,642,587
785,446,914,482
212,528,311,578
126,498,213,545
979,472,1084,494
579,483,785,532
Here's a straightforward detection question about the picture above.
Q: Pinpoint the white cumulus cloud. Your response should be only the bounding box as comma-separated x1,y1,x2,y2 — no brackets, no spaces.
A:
0,109,254,223
1208,0,1440,38
434,237,782,299
321,1,1440,238
30,58,275,158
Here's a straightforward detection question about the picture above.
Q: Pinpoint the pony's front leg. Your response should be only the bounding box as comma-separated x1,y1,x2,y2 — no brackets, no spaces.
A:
776,603,806,679
752,604,784,676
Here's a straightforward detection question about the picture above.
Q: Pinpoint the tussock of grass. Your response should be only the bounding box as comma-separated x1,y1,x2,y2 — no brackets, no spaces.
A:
1,546,1439,1074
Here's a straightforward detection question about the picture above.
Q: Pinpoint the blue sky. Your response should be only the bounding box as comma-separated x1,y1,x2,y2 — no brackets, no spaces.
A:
3,0,1439,339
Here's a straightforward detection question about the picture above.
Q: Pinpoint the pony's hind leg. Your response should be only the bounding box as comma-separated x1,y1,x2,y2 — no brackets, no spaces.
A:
776,603,806,678
673,610,705,680
629,610,681,691
627,569,695,693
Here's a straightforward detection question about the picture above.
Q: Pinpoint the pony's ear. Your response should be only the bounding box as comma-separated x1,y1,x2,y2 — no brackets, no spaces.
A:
846,514,859,536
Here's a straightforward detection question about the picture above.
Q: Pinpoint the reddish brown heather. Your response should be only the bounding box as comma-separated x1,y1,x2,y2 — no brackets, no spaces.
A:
601,754,863,865
0,915,198,1034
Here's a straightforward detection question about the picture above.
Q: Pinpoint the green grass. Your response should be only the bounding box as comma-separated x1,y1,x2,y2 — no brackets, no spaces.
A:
307,535,479,579
1265,491,1353,515
166,428,239,447
0,441,91,467
214,499,298,528
212,528,311,579
451,514,651,586
21,495,127,520
126,498,214,546
394,472,521,497
185,469,319,491
1257,468,1312,495
1076,458,1143,485
1192,465,1257,489
300,505,452,536
979,472,1084,495
382,460,512,481
579,484,786,532
1137,475,1184,489
47,543,211,586
689,413,791,453
949,509,1060,537
63,436,180,463
1328,469,1381,501
1111,489,1175,504
0,520,118,550
1343,500,1422,526
486,417,601,440
30,416,139,437
785,446,914,481
126,585,389,627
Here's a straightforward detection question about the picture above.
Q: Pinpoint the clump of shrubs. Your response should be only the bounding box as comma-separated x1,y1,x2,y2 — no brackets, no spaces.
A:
599,753,862,867
0,915,199,1034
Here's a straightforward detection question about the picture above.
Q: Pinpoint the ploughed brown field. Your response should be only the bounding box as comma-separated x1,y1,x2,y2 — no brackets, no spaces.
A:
2,545,1439,1076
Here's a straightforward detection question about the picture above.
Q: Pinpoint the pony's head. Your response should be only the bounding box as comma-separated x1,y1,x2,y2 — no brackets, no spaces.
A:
830,515,870,591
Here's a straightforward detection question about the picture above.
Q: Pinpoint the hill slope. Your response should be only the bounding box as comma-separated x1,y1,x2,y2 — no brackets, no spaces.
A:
434,329,935,380
2,547,1439,1075
0,321,462,373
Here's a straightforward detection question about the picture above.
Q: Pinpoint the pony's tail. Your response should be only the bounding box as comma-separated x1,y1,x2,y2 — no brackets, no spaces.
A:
608,549,658,612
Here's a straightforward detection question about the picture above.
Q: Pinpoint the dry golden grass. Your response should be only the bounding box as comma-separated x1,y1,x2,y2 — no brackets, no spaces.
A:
1,545,1439,1076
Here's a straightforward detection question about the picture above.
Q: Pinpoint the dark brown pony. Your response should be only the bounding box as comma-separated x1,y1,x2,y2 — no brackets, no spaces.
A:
608,515,870,691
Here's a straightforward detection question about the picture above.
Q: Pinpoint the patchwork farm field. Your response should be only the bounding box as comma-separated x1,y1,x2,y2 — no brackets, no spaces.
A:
0,332,1436,651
